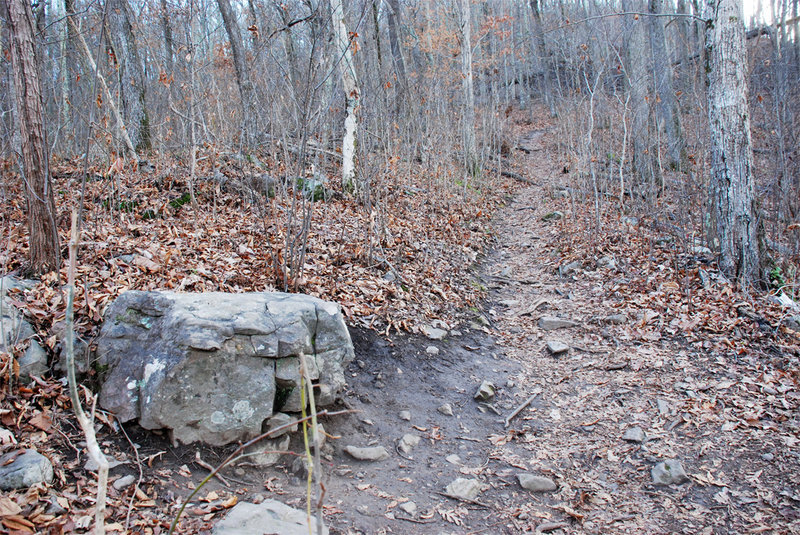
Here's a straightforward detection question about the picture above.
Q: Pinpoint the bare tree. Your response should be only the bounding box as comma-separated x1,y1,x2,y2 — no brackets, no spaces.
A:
706,0,762,283
5,0,61,275
460,0,479,178
216,0,256,145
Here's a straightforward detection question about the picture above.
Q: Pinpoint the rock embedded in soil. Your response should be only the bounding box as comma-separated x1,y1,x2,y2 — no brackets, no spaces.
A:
213,500,328,535
398,434,421,454
474,380,496,401
344,445,390,462
651,459,689,486
398,501,417,516
623,426,646,443
446,454,462,465
445,478,482,500
426,346,440,355
605,313,628,325
559,261,582,276
265,412,298,438
546,341,569,355
541,211,564,222
438,403,454,416
1,277,48,381
398,410,411,421
421,325,447,340
538,317,579,330
0,450,53,490
113,474,136,490
597,255,616,269
518,474,558,493
657,399,671,416
243,435,291,467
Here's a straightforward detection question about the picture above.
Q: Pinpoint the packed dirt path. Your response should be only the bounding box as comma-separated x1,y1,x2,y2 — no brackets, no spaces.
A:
478,125,800,534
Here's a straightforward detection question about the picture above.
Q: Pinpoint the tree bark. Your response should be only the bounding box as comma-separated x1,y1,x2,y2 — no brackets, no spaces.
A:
706,0,762,283
529,0,554,116
161,0,174,74
216,0,256,144
460,0,479,178
5,0,61,274
107,0,151,152
328,0,361,192
386,0,408,115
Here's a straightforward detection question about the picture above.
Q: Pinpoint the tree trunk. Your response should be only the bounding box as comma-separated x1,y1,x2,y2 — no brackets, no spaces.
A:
460,0,479,178
648,0,686,170
328,0,361,192
5,0,61,274
706,0,762,283
529,0,554,116
107,0,151,152
216,0,256,145
161,0,174,74
386,0,408,115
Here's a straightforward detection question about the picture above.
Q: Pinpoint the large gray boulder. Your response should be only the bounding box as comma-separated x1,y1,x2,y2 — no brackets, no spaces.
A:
0,449,53,490
96,291,354,446
1,277,48,380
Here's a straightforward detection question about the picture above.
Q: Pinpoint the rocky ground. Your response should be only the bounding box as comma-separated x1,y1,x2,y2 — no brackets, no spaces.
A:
2,120,799,534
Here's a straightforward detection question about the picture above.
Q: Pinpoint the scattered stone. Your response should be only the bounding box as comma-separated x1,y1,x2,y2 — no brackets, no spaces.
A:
113,474,136,490
538,317,579,330
1,277,48,380
541,211,563,222
398,501,417,516
623,426,646,443
597,255,617,269
398,434,421,454
213,500,328,535
622,216,639,226
382,271,397,282
398,410,411,421
605,313,627,325
762,452,774,461
559,261,582,276
243,435,291,467
518,474,558,493
356,504,370,515
474,381,495,401
446,454,462,465
784,315,800,333
426,346,440,356
437,403,454,416
421,325,447,340
500,266,513,277
344,445,390,462
655,236,673,246
651,459,689,485
291,456,310,478
657,399,671,416
265,413,298,438
445,478,481,500
0,450,54,490
545,341,569,355
692,245,713,256
450,329,462,337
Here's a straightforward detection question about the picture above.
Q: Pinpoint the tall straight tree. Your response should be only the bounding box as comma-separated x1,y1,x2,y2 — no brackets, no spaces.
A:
705,0,762,283
460,0,479,177
5,0,61,274
217,0,256,144
329,0,361,191
107,0,151,152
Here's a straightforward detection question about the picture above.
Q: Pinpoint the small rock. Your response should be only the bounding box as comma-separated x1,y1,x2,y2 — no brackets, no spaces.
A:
622,216,639,226
421,325,447,340
538,317,579,330
545,341,569,355
446,454,462,465
213,500,328,535
518,474,558,493
450,329,462,336
657,399,671,416
399,410,412,421
0,450,54,490
265,413,298,438
445,478,481,500
500,266,513,277
783,316,800,333
597,255,616,269
398,434,421,454
426,346,440,356
243,435,291,467
605,313,627,325
383,271,397,282
438,403,454,416
541,211,564,222
291,456,311,478
762,452,774,461
692,245,713,256
623,426,646,443
398,501,417,516
651,459,689,485
474,381,495,401
113,474,136,490
344,445,390,461
559,261,582,276
356,504,370,515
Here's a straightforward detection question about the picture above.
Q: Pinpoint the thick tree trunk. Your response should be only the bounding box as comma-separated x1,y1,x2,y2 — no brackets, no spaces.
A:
216,0,256,144
108,0,151,152
706,0,762,283
5,0,61,274
649,0,686,170
529,0,554,115
161,0,174,74
460,0,479,178
328,0,361,192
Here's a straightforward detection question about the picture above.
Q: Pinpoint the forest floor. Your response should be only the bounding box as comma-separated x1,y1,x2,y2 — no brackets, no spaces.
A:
1,113,800,534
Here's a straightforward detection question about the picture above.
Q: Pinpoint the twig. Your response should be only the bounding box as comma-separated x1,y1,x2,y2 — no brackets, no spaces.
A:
194,452,229,487
504,391,540,428
119,423,144,531
436,491,491,508
395,515,435,524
